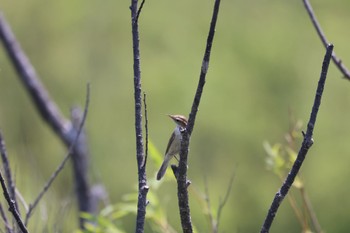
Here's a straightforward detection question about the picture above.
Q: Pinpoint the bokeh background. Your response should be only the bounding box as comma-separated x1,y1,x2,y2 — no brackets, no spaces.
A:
1,0,350,232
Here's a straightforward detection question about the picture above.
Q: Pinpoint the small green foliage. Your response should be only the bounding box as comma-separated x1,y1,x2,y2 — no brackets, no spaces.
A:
76,139,180,233
264,119,323,233
76,212,126,233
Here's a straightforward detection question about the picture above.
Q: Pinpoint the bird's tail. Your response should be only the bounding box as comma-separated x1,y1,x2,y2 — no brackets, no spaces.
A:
156,155,172,180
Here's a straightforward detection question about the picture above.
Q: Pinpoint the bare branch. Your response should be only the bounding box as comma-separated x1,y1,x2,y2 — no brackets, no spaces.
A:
130,1,149,232
0,12,93,228
15,189,28,213
0,131,18,214
203,176,215,232
300,187,323,233
186,0,221,136
302,0,350,80
0,203,12,233
136,0,145,24
176,1,221,232
260,44,333,233
216,171,235,232
0,12,70,139
24,84,90,226
0,138,28,233
203,170,234,233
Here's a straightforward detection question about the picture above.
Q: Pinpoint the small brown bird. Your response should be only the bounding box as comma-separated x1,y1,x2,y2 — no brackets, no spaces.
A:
156,114,188,180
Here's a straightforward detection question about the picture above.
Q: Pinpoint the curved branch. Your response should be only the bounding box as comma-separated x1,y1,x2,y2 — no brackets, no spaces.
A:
260,44,333,233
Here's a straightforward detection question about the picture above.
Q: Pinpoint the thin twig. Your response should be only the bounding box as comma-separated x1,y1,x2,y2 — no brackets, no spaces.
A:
142,92,149,169
15,189,28,213
136,0,145,24
286,189,304,228
300,187,323,233
130,1,149,233
204,171,235,233
302,0,350,80
260,44,333,233
0,131,18,214
0,148,28,232
0,203,12,233
0,12,93,228
24,84,90,226
203,176,215,232
216,171,235,232
177,1,221,233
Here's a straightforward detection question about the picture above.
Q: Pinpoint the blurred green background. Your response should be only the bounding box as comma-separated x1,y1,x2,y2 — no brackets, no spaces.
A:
1,0,350,232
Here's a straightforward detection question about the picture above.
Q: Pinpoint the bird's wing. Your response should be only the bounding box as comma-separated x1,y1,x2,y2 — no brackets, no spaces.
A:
165,131,175,155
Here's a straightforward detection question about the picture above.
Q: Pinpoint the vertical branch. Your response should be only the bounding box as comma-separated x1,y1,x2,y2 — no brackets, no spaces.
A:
177,0,221,232
130,1,148,233
69,106,92,229
177,131,192,233
260,44,333,233
0,12,93,228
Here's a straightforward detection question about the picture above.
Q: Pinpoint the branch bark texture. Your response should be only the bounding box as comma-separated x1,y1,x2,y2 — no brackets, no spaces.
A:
177,0,221,232
130,1,148,233
260,44,333,233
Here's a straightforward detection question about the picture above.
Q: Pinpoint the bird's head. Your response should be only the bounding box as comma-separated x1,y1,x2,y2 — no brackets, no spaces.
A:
168,114,188,128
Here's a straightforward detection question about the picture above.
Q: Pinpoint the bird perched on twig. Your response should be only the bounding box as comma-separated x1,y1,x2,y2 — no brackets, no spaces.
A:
156,114,188,180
